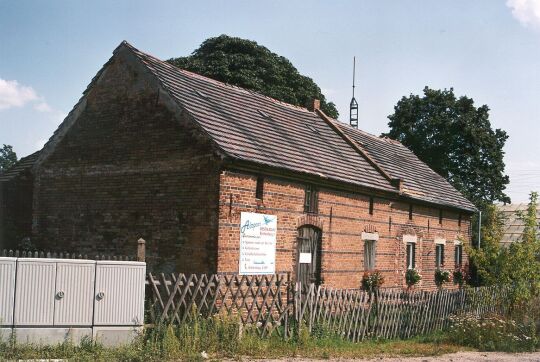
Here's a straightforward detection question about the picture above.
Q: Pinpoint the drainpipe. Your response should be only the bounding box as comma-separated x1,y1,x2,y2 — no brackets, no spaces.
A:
478,210,482,249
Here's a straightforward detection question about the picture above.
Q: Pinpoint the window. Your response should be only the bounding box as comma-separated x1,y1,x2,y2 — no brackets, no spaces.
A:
455,244,463,266
408,204,413,220
435,244,445,269
369,197,374,215
364,240,376,270
406,242,416,269
439,209,443,225
255,176,264,199
304,185,318,213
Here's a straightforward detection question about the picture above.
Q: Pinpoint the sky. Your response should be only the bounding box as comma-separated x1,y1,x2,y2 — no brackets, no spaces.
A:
1,0,540,203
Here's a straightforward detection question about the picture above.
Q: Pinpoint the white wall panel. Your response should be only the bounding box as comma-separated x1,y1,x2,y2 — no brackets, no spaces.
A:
54,260,96,326
14,259,56,326
94,261,146,326
0,258,16,326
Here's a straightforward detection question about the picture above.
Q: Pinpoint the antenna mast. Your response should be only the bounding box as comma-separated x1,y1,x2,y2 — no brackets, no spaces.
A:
350,56,359,129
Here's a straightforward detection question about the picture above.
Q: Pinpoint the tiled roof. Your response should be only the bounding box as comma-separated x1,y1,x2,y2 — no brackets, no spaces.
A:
121,41,476,211
124,42,397,194
498,203,540,244
0,151,40,182
337,123,477,212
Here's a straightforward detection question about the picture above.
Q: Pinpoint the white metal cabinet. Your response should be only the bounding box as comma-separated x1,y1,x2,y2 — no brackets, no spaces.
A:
0,257,16,326
14,259,57,326
54,260,96,326
93,261,146,326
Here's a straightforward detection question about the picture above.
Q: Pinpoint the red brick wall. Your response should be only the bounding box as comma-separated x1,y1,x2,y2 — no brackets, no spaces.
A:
32,56,221,273
217,170,471,290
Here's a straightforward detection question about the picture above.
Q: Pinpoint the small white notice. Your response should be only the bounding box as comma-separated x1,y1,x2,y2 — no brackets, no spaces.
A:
299,252,312,264
239,212,277,275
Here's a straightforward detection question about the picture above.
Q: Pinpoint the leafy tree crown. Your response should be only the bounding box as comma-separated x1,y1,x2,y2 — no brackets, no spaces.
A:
167,35,339,118
0,144,17,172
384,87,510,207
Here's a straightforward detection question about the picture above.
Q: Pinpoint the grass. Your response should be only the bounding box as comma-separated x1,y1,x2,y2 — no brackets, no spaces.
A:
0,317,467,361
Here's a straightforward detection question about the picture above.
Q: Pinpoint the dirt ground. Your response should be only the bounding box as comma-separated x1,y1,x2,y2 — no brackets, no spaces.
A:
245,351,540,361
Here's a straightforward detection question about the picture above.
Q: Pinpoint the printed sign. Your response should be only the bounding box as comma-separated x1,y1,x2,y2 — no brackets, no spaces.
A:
239,212,277,275
299,252,312,264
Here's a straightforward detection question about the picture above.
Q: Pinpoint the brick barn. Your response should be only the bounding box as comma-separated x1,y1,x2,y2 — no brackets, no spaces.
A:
0,42,476,289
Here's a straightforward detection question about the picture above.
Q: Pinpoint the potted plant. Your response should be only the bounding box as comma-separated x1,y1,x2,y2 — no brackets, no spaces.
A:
434,269,451,288
361,270,384,293
452,265,469,288
405,268,422,289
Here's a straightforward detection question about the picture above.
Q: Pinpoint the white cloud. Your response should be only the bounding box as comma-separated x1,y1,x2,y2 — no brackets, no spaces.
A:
0,78,39,110
34,101,53,113
507,0,540,29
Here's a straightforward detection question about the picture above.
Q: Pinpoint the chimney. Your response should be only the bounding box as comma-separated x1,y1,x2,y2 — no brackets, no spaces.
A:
308,99,320,112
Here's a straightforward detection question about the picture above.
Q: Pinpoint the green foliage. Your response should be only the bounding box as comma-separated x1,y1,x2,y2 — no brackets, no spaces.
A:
498,192,540,304
467,204,505,286
361,270,385,292
168,35,339,118
385,87,510,207
434,269,451,288
405,268,422,288
452,266,470,288
0,144,17,172
448,313,537,352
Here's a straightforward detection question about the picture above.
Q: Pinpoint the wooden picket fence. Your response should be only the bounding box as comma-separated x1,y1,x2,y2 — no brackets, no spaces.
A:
296,284,509,341
146,273,291,337
0,249,134,261
145,273,511,341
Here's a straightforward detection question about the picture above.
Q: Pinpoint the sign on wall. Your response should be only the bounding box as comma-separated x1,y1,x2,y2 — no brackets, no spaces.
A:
239,212,277,275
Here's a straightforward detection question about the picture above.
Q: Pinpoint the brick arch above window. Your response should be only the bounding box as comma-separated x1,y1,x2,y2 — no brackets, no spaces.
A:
296,214,324,231
434,231,446,245
362,224,379,240
400,226,418,243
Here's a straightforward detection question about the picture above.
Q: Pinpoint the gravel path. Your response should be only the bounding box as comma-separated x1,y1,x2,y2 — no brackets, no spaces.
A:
245,351,540,361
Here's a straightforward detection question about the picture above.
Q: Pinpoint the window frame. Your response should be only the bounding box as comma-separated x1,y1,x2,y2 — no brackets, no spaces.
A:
364,239,376,271
406,242,416,269
455,244,463,266
435,244,445,269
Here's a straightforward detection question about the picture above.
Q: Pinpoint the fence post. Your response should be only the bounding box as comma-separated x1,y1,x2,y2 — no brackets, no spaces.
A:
137,238,146,262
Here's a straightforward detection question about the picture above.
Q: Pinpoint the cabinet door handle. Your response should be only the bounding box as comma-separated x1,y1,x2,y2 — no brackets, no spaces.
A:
96,292,105,300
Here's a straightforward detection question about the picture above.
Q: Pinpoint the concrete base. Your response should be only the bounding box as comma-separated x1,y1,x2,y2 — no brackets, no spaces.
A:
0,328,13,342
92,326,143,347
13,327,92,345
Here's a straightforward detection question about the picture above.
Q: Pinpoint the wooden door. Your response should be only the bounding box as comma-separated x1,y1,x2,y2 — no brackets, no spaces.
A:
297,226,322,290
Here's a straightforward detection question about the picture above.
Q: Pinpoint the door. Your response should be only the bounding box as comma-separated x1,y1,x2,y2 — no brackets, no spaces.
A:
54,260,96,326
296,226,322,290
93,261,146,326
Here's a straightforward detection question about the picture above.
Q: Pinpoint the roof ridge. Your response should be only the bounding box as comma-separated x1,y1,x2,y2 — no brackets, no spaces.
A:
119,41,312,114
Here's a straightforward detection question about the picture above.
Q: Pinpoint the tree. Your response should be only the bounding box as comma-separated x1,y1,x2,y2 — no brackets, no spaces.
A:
168,35,339,118
385,87,510,207
0,144,17,172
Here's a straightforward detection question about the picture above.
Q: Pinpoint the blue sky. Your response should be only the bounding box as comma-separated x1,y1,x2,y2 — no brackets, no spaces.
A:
1,0,539,202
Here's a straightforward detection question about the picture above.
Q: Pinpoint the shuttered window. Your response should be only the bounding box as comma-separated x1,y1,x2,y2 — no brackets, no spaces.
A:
304,185,319,214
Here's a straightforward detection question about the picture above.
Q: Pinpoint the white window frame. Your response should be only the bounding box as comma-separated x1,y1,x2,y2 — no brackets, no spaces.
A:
435,244,445,269
406,242,416,269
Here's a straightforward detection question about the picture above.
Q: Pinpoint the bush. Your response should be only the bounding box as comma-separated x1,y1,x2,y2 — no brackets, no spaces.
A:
448,313,537,352
361,270,385,292
453,266,470,287
434,269,450,288
405,269,422,288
